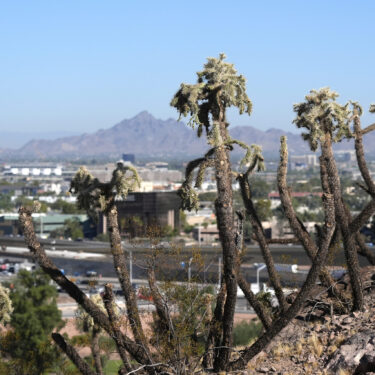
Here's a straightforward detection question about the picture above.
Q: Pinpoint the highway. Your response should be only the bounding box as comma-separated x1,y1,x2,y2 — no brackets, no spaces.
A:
2,235,373,267
58,297,255,318
2,235,374,288
5,235,369,319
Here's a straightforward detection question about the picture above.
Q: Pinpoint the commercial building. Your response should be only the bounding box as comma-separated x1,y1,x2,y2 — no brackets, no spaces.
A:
98,191,180,237
289,154,318,170
0,213,95,238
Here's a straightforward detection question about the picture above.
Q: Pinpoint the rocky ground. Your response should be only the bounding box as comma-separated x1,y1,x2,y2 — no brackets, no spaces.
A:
225,266,375,375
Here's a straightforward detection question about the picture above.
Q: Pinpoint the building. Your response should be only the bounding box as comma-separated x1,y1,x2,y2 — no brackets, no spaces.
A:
336,150,356,163
268,191,322,208
2,164,63,177
122,154,135,164
0,213,95,238
192,225,219,243
0,214,21,236
289,154,318,170
137,166,183,184
98,191,181,237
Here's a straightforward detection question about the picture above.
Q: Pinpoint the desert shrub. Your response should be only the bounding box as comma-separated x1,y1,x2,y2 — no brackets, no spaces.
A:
233,320,263,346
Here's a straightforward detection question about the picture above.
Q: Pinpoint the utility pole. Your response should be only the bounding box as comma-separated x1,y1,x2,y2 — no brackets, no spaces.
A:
255,263,266,291
40,215,43,238
188,257,193,285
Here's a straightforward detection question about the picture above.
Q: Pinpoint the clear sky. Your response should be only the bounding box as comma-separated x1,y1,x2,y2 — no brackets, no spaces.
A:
1,0,375,141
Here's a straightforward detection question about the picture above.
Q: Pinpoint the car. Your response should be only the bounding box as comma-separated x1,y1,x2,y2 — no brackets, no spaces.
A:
137,286,153,302
86,270,98,277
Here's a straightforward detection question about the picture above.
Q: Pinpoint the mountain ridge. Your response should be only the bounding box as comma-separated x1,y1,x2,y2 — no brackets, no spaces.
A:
1,111,373,161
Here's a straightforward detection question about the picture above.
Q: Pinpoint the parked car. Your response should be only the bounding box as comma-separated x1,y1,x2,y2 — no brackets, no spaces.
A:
86,270,98,277
114,289,124,297
137,286,153,302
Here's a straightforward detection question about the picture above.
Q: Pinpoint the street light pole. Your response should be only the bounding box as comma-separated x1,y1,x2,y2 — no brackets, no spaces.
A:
203,259,214,284
256,263,266,291
40,215,43,237
188,257,193,285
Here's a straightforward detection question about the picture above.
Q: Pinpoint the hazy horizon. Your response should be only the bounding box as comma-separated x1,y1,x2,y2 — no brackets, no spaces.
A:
0,110,302,150
1,1,375,138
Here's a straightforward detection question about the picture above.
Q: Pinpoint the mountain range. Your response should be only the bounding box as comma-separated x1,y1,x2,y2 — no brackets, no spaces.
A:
1,111,373,161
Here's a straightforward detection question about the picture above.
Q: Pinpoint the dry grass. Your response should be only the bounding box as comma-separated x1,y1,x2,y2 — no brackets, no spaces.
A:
271,343,292,360
308,333,324,358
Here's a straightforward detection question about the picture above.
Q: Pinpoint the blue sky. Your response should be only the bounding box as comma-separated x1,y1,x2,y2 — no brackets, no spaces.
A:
1,0,375,143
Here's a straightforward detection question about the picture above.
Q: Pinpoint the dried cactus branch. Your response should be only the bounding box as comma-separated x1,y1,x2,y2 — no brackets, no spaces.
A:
277,137,340,294
52,333,97,375
352,107,375,197
148,266,174,337
321,132,364,310
238,173,288,312
361,123,375,135
102,285,133,373
237,273,272,329
229,180,335,370
106,204,152,361
349,199,375,234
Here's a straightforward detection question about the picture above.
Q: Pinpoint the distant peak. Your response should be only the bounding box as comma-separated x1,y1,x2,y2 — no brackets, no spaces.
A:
132,111,154,120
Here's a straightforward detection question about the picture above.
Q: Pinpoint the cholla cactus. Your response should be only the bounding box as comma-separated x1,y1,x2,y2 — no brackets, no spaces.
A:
178,182,199,212
113,164,141,198
293,87,352,151
70,163,141,217
172,54,264,213
171,53,252,144
0,284,13,325
75,293,118,332
75,294,104,332
229,140,265,172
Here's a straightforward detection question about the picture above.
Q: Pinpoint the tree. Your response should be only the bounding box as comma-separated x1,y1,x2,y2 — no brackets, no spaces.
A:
254,199,272,221
0,193,13,212
50,217,84,240
14,197,48,213
0,269,64,375
51,198,84,214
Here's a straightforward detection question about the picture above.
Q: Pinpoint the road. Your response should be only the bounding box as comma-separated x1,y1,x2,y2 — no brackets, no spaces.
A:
57,294,255,318
3,235,373,287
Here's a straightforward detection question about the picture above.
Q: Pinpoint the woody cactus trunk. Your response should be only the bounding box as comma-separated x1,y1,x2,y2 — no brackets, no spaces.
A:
171,53,255,371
